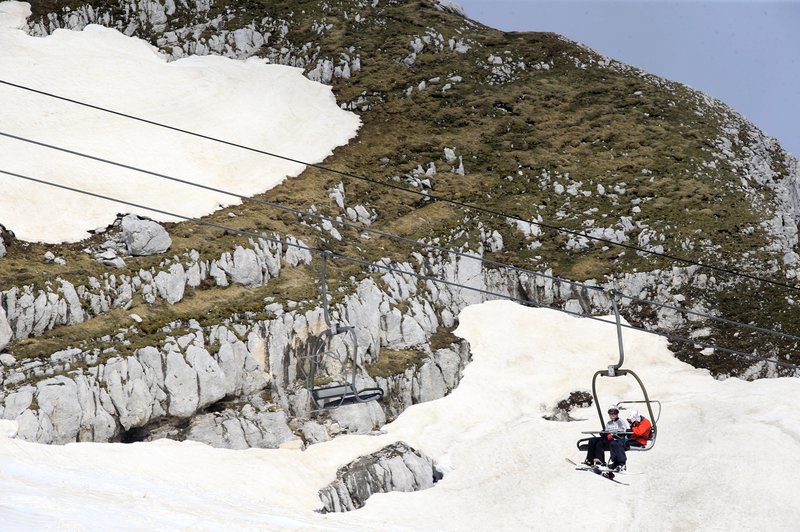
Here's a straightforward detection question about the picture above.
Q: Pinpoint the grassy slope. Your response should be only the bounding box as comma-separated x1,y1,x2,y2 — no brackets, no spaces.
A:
5,0,798,376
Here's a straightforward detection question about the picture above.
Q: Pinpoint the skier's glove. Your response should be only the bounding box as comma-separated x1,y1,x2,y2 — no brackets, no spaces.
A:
606,434,613,440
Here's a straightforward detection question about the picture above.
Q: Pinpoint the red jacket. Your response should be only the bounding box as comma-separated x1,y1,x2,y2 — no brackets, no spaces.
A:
630,417,652,446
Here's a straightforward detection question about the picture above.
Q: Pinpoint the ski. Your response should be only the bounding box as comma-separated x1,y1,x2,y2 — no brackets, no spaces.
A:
565,458,630,485
565,458,642,475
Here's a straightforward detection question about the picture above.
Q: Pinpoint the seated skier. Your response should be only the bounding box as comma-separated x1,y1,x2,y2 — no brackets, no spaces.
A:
625,409,652,449
583,404,629,470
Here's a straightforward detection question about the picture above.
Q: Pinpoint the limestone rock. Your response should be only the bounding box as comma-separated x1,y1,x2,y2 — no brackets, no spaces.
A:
329,381,387,434
103,357,154,430
74,373,118,442
284,236,312,266
225,246,262,287
58,279,86,325
164,348,199,417
300,421,330,444
319,441,440,512
0,307,12,351
1,386,34,419
154,264,186,304
121,215,172,256
185,345,226,408
209,261,228,287
35,376,82,444
186,409,296,449
15,409,45,442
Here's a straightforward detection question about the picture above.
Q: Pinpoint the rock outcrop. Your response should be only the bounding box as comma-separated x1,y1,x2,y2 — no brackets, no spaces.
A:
0,236,304,346
318,441,441,512
0,325,267,444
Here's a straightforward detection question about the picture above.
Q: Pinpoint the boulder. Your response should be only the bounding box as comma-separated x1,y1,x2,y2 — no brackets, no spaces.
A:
58,280,86,325
329,397,386,434
120,215,171,256
318,441,440,512
225,246,262,287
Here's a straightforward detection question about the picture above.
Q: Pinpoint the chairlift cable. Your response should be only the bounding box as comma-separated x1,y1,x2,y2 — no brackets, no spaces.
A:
5,130,799,344
622,293,800,344
1,166,798,370
1,78,798,294
0,130,604,296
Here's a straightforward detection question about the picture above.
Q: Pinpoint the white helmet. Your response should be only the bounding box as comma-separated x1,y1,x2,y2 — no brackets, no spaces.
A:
607,405,620,414
626,409,640,423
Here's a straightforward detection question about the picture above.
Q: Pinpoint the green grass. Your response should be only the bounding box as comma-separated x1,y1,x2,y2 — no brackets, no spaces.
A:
367,347,429,378
11,0,797,379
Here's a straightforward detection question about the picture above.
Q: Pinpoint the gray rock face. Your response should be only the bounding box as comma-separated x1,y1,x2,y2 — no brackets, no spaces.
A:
121,215,172,256
319,441,440,512
164,348,201,417
155,264,186,304
1,386,33,419
329,395,386,434
35,377,83,444
219,246,262,287
3,328,268,444
0,307,12,352
299,421,330,444
186,408,298,449
0,235,5,257
59,280,86,325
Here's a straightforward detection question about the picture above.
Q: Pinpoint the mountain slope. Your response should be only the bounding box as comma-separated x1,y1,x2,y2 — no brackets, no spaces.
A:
0,0,798,447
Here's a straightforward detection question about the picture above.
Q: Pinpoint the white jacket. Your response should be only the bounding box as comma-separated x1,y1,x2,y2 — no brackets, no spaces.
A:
605,418,630,433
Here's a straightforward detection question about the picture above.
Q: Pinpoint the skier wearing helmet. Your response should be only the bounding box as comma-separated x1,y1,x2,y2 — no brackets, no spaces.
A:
583,404,629,469
625,409,652,448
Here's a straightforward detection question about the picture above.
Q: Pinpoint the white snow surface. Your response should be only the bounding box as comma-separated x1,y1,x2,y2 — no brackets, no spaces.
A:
1,301,799,531
0,1,798,529
0,1,360,242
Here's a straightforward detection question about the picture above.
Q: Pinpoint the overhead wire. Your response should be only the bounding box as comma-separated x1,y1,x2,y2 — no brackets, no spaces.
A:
0,130,605,294
1,166,798,370
1,77,798,294
5,131,800,346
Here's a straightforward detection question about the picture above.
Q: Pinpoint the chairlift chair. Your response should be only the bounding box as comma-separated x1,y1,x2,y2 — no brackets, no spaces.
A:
576,290,660,452
299,253,384,410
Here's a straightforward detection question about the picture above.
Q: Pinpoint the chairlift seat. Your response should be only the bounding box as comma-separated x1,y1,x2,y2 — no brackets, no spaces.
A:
302,254,385,411
311,383,384,409
576,291,660,453
575,428,655,452
625,426,656,451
